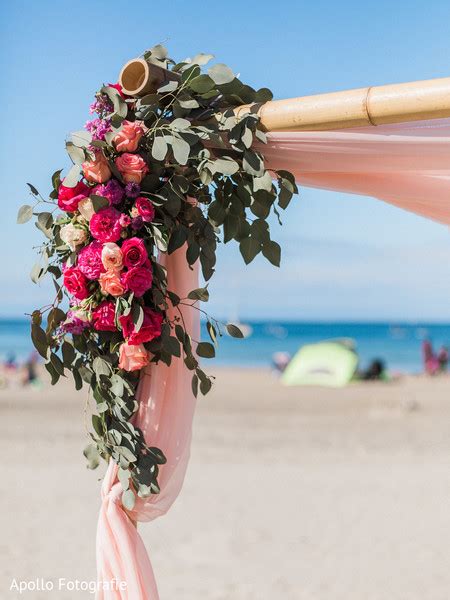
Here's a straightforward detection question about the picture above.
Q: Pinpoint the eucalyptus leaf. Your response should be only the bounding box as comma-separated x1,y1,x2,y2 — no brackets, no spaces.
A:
208,63,235,85
226,324,244,338
122,489,136,511
152,136,168,161
196,342,215,358
63,164,82,188
17,205,33,224
239,237,261,264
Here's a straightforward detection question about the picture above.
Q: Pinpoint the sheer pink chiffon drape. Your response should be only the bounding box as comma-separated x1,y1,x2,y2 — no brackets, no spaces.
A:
264,119,450,225
96,248,199,600
95,119,450,600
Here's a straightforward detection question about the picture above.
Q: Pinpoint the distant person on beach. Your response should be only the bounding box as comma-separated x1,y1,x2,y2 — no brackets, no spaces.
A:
5,352,17,371
23,352,39,386
272,352,291,373
437,346,449,373
362,359,386,380
422,339,439,375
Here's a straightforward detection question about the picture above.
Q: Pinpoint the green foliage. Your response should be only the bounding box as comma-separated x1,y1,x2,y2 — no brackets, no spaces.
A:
20,43,297,505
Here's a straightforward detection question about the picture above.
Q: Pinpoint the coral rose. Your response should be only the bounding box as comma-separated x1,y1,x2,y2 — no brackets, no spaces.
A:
92,301,116,331
101,242,123,272
135,197,155,223
82,152,111,184
58,180,90,212
77,241,105,280
121,266,153,297
89,207,122,243
121,237,148,268
118,342,149,372
63,266,89,300
60,223,87,251
115,153,148,184
113,120,144,152
119,307,163,345
99,271,125,297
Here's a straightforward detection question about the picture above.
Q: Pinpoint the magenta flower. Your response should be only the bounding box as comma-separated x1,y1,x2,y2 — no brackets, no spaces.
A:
90,207,122,243
77,241,105,280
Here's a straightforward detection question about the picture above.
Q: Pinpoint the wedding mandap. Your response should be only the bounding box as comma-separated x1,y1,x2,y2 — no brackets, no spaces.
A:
20,45,450,599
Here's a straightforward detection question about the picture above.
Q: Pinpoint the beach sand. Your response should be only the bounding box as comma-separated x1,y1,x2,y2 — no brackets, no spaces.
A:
2,369,450,599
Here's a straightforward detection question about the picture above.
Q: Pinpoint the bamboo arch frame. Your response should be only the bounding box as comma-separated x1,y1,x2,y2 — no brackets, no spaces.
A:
119,58,450,131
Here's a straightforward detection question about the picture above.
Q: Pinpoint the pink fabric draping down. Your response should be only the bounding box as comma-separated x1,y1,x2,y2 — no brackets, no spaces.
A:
96,119,450,599
96,247,199,600
264,119,450,225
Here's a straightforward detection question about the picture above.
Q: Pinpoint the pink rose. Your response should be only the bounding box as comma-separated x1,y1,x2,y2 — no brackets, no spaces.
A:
118,342,149,372
119,307,163,345
135,197,155,223
101,242,123,272
82,152,111,184
63,266,89,300
115,153,148,184
77,241,105,280
90,207,122,243
121,237,148,269
113,120,145,152
92,301,116,331
121,266,153,297
58,180,90,212
99,271,125,297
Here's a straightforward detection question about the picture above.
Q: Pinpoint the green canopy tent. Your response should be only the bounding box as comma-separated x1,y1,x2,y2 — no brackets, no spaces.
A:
281,340,359,388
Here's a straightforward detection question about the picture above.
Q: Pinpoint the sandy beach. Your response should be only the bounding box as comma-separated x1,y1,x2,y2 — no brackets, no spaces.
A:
2,369,450,599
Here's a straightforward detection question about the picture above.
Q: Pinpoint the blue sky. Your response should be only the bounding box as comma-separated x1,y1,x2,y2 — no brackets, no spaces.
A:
2,0,450,320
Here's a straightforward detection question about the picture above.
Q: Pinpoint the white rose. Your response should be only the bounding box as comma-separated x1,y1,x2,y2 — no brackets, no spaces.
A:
60,223,87,251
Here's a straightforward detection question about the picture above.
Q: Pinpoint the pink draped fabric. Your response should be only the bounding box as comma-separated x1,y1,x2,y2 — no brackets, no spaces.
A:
95,119,450,600
264,119,450,225
96,247,199,600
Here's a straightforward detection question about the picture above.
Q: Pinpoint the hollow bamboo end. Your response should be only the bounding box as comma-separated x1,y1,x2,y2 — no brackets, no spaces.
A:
119,58,152,96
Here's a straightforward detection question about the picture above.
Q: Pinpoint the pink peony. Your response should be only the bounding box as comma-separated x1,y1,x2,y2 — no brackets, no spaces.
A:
121,266,153,297
119,307,163,345
92,301,116,331
90,207,122,243
113,120,145,152
101,242,123,272
63,266,89,300
82,152,111,184
121,237,148,269
118,342,149,372
115,153,148,184
99,270,125,297
135,197,155,223
77,241,105,280
58,180,90,212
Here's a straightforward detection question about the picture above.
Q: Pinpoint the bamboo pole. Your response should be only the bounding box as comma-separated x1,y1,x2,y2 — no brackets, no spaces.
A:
236,77,450,131
119,59,450,131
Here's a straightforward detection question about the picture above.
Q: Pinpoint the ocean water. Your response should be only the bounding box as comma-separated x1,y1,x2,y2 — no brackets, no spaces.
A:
2,319,450,373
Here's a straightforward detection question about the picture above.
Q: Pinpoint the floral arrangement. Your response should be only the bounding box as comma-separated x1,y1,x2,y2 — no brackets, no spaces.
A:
18,45,297,508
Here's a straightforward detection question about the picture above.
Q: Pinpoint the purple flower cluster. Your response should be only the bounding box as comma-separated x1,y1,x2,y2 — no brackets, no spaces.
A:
124,182,141,198
85,118,112,141
93,179,124,205
89,94,113,116
60,311,89,335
